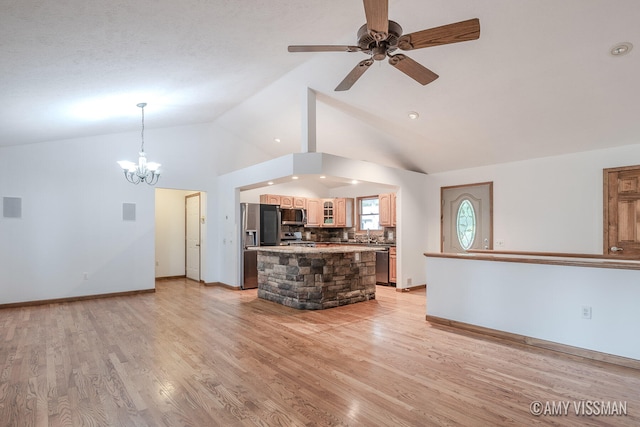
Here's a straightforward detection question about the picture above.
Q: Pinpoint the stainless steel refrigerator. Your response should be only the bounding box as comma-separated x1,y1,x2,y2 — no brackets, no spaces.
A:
240,203,280,289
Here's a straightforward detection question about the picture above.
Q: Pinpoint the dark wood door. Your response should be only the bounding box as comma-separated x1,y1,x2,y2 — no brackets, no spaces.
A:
604,166,640,258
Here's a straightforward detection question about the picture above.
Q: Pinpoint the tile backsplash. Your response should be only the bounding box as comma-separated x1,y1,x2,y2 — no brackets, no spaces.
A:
281,225,396,244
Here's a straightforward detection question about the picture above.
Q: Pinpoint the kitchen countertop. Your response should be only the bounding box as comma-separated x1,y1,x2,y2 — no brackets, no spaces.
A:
315,242,396,247
253,245,385,254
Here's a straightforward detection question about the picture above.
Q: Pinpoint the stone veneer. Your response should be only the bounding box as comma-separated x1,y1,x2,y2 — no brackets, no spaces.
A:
256,248,377,310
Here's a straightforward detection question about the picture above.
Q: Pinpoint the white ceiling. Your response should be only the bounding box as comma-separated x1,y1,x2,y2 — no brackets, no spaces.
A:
2,0,638,173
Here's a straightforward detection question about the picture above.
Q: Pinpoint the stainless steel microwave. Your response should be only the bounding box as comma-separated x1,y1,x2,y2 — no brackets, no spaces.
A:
281,208,306,225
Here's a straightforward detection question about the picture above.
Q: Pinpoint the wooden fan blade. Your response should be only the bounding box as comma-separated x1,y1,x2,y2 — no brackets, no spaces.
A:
288,45,362,53
363,0,389,41
335,59,374,91
397,18,480,50
388,54,439,85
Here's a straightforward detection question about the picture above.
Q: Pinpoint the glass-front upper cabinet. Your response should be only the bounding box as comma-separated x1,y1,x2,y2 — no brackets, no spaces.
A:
323,200,334,225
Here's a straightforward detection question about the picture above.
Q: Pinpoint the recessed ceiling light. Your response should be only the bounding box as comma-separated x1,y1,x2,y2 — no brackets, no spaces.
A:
408,111,419,120
320,175,326,179
274,138,281,143
267,181,274,185
292,176,299,180
610,42,633,57
351,180,359,184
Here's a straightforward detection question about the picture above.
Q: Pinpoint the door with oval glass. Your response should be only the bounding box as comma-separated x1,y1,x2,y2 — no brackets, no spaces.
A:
441,182,493,253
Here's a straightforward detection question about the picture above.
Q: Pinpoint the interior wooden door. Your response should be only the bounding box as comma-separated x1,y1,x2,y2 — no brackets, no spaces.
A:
604,166,640,258
185,193,201,281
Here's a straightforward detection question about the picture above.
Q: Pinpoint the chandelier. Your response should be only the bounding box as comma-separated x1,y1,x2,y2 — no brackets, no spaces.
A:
117,103,161,185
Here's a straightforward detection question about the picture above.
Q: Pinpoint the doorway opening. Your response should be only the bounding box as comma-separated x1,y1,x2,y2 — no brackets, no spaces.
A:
155,189,207,281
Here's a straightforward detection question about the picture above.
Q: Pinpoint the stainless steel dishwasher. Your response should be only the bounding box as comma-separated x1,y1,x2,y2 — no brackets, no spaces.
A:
375,249,389,285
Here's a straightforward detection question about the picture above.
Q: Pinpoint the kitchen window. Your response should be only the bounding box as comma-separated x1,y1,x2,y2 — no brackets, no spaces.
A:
357,196,382,231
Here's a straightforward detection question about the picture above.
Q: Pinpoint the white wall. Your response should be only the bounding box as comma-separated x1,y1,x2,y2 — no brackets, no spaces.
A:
0,135,155,304
0,122,225,304
328,182,396,199
425,144,640,254
426,256,640,360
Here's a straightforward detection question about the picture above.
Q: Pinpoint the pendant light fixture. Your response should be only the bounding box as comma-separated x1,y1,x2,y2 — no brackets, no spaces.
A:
117,103,161,185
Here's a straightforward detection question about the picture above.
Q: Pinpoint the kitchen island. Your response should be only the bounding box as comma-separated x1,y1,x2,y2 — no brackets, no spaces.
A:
254,245,383,309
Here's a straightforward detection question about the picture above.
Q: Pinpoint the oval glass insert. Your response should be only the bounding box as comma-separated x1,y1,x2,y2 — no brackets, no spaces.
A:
456,199,476,250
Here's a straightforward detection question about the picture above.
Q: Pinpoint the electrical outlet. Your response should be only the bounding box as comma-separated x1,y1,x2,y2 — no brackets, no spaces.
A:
581,306,592,319
496,239,505,247
83,272,89,280
407,277,412,286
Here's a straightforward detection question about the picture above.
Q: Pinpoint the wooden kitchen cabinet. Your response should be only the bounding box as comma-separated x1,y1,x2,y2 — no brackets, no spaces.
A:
379,193,391,226
260,194,306,209
262,194,351,228
391,192,397,226
280,195,294,208
389,246,397,284
334,198,353,227
379,193,396,227
304,198,353,228
260,194,281,205
293,197,306,209
306,198,322,227
322,200,335,226
334,198,345,227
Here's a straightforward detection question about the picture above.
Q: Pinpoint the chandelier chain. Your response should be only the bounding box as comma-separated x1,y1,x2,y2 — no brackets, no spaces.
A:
138,102,146,153
117,102,160,185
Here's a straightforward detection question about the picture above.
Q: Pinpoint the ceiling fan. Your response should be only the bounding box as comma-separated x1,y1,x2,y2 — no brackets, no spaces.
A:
288,0,480,91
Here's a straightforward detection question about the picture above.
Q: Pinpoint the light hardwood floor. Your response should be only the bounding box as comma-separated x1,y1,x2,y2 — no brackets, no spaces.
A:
1,278,638,426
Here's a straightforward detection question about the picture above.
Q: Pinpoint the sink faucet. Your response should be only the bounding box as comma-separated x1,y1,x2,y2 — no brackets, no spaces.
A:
366,229,371,244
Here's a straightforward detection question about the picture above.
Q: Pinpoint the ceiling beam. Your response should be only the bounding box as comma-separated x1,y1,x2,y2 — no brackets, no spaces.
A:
301,87,316,153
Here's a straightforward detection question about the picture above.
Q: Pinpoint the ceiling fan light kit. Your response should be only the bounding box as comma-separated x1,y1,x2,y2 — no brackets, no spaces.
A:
288,0,480,91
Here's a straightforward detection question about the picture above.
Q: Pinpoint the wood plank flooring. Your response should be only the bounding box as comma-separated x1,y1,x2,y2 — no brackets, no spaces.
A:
1,278,638,426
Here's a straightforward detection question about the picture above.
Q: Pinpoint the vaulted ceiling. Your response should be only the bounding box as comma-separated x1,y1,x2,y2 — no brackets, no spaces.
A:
2,0,638,173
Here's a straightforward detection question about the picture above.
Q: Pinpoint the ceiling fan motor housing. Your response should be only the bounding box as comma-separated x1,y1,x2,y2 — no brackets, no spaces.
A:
357,20,403,59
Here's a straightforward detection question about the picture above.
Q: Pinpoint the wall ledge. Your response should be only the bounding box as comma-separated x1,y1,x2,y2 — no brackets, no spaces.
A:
424,251,640,271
